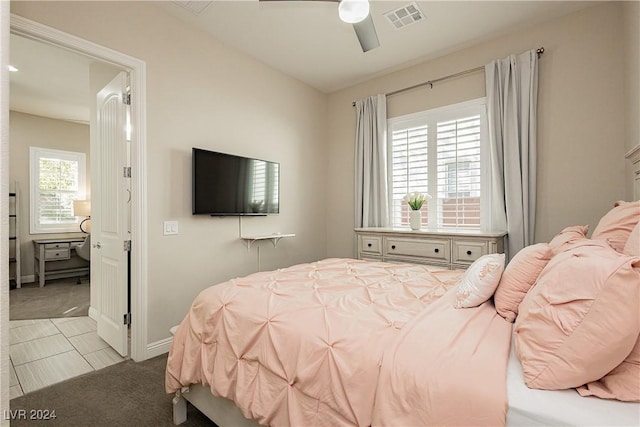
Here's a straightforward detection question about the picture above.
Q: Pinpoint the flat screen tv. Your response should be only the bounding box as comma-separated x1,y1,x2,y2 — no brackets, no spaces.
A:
192,148,280,216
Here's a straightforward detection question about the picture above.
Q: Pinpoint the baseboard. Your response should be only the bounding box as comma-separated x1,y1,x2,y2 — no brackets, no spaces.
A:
88,306,99,321
20,275,35,284
146,336,172,359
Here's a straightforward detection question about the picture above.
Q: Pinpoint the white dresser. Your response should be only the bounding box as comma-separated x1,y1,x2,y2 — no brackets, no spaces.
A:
355,228,506,270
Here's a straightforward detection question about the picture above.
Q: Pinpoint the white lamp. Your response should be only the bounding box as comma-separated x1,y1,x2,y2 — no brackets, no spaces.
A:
73,200,91,234
338,0,370,24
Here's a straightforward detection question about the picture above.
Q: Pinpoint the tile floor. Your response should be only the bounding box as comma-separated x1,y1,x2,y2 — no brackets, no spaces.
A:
9,316,126,399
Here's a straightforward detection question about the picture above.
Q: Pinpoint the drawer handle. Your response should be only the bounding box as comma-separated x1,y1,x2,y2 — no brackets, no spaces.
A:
55,253,59,256
367,243,372,247
391,245,396,250
434,248,439,253
466,250,472,256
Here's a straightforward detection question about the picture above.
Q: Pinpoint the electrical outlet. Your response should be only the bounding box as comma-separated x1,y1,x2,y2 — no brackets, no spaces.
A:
164,220,179,236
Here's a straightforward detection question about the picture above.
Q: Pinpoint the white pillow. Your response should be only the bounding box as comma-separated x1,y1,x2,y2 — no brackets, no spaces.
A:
454,253,506,308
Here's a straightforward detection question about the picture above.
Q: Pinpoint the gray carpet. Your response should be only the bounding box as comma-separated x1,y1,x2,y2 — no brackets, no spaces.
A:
10,278,90,320
10,355,216,426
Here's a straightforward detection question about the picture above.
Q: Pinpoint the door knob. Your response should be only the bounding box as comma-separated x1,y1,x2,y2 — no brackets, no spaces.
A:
93,242,102,249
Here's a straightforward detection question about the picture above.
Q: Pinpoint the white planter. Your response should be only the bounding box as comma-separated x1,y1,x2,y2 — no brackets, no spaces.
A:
409,210,422,230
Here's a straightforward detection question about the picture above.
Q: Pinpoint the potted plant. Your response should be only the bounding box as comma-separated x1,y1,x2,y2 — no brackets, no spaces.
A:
404,192,431,230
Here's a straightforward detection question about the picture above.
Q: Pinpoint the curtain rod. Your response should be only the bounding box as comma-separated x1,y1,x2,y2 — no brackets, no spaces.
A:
352,47,545,106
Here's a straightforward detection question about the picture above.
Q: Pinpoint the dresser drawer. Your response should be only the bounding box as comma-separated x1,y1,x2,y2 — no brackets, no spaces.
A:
452,240,487,264
385,237,450,262
44,248,70,260
45,242,69,250
360,235,382,255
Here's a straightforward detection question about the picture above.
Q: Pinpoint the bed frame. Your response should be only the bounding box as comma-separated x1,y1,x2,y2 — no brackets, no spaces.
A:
172,385,260,426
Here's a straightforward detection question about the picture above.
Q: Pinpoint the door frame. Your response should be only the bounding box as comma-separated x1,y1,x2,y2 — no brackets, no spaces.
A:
9,14,149,361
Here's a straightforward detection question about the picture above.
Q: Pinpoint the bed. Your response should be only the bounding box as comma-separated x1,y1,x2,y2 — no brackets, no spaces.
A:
166,258,512,425
166,245,640,426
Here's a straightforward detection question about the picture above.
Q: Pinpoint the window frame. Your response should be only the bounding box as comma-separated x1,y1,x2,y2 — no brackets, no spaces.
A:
387,97,490,230
29,146,87,234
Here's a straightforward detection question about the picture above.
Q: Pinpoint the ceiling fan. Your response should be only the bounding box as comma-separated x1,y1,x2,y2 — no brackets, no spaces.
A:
259,0,380,52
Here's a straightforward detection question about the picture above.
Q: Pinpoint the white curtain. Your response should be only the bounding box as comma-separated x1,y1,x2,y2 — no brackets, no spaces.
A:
355,94,389,228
485,50,538,259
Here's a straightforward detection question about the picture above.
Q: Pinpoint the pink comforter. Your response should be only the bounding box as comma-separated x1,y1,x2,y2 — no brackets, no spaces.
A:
166,258,510,426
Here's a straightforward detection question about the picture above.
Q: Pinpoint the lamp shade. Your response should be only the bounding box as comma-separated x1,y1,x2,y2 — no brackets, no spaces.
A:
338,0,369,24
73,200,91,217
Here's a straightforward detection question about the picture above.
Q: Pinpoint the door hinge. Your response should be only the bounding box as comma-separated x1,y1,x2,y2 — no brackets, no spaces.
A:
123,167,131,178
124,312,131,325
122,93,131,105
124,240,131,252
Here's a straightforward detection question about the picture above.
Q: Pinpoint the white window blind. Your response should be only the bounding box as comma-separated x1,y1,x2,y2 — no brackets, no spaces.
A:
390,125,429,227
388,98,488,230
436,115,481,228
30,147,86,234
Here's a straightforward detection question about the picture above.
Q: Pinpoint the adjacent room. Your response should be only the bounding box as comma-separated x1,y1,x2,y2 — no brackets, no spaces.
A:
7,33,130,398
1,0,638,426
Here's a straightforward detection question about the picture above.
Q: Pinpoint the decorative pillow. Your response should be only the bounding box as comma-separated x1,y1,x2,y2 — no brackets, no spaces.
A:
548,225,589,256
623,222,640,256
494,243,552,323
577,335,640,402
454,253,506,309
592,200,640,253
514,240,640,390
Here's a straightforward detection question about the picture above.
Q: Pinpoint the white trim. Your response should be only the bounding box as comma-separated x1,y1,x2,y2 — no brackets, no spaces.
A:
2,1,10,420
146,336,172,359
388,97,487,127
10,14,149,362
20,275,35,284
88,306,99,322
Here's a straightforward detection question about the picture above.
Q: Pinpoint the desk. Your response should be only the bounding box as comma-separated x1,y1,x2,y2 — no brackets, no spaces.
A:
33,238,89,287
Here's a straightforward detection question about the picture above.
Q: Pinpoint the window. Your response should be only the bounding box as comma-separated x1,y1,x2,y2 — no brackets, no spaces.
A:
30,147,86,234
388,98,488,230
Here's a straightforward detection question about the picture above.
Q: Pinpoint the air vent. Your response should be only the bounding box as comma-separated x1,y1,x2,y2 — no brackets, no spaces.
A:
384,2,424,30
173,1,213,15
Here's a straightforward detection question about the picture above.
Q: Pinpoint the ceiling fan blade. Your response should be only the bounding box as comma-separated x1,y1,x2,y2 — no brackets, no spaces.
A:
352,14,379,52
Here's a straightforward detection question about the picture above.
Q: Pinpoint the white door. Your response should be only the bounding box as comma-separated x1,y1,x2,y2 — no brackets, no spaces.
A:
93,71,130,356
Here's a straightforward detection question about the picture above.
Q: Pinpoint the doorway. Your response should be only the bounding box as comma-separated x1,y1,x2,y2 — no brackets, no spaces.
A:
7,32,129,397
7,13,147,374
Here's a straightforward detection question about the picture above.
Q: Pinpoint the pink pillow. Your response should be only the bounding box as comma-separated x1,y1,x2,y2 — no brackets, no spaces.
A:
548,225,589,256
577,335,640,402
514,240,640,390
454,253,505,308
592,200,640,252
494,243,552,323
623,222,640,256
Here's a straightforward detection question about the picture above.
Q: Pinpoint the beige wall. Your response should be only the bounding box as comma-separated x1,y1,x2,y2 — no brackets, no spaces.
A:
10,1,329,344
9,111,90,277
326,2,629,258
623,1,640,200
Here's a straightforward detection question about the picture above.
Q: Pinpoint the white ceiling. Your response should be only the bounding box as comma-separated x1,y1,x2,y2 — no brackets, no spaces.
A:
158,0,596,93
9,33,94,123
9,1,597,122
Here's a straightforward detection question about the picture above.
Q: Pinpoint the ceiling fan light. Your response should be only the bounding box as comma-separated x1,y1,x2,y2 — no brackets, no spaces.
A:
339,0,370,24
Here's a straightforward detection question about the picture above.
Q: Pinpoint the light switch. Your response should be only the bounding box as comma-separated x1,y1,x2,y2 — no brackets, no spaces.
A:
164,220,179,236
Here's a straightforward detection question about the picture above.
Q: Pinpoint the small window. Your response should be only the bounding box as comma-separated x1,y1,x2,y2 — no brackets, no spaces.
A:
30,147,86,234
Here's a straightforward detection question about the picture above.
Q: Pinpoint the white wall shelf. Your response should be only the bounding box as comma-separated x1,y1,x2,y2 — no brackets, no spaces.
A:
241,233,296,251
